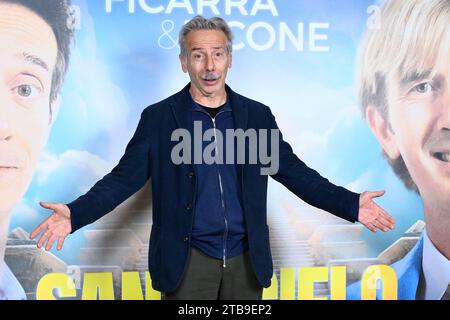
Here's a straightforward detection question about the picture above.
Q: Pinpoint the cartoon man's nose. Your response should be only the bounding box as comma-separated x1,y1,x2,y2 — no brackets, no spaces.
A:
445,84,450,109
0,122,12,141
441,83,450,129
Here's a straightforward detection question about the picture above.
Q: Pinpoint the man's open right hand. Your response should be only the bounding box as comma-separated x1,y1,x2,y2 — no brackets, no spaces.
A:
30,202,72,251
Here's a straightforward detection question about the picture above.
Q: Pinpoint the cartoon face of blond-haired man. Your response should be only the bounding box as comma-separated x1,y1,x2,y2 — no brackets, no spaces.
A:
357,0,450,300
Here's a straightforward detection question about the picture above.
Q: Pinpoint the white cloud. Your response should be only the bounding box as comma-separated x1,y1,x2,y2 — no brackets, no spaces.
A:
10,199,39,229
58,1,133,160
232,69,362,170
345,169,378,193
36,150,112,187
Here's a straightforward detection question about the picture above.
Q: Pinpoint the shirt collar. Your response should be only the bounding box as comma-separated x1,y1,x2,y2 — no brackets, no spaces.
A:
422,229,450,300
0,262,26,300
189,93,232,112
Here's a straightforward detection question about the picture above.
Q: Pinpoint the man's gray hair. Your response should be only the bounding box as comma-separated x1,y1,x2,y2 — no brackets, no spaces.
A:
179,15,234,57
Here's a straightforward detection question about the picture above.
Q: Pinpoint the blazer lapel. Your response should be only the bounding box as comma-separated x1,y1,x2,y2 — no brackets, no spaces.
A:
170,83,193,133
226,84,248,132
226,85,248,185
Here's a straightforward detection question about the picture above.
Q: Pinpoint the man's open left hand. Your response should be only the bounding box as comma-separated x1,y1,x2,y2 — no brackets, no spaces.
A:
358,190,396,232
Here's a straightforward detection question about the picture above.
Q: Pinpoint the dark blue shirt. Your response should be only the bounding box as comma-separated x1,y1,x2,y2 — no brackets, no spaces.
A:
190,97,248,263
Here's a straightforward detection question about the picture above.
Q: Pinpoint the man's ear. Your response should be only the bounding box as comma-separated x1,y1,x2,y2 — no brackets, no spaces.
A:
228,52,233,69
179,54,188,73
366,104,401,160
49,95,61,126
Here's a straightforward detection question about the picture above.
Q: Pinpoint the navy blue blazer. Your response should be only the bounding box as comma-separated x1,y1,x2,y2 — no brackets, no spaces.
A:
68,83,360,293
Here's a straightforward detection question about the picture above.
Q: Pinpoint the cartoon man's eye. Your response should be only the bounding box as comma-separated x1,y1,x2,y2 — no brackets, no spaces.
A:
414,82,433,94
14,84,39,98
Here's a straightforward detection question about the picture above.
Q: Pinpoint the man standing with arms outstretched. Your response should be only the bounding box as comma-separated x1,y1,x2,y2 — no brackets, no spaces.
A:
31,16,395,300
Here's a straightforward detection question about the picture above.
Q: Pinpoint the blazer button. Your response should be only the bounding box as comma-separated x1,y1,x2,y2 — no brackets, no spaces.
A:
183,236,189,242
187,172,195,179
186,203,193,210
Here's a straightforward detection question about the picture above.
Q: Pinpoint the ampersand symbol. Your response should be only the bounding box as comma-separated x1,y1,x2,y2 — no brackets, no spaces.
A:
158,20,179,50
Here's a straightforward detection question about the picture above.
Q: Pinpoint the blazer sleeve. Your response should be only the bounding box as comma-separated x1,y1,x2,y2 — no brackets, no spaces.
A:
267,107,360,223
67,109,152,233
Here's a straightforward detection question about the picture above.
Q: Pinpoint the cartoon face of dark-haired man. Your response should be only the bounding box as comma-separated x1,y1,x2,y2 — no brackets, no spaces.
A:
0,0,73,299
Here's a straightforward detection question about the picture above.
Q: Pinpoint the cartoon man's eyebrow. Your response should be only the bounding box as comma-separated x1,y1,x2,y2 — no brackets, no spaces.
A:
17,52,50,72
400,70,432,86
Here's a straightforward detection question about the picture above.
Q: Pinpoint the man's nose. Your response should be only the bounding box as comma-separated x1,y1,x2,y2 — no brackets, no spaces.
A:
205,54,215,71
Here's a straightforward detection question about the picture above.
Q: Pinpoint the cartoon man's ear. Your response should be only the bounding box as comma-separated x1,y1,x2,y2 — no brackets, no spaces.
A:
179,54,188,73
49,95,61,126
366,104,401,160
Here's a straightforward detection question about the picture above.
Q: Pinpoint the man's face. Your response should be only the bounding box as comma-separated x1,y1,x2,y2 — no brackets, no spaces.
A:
367,53,450,214
0,4,57,214
180,30,232,98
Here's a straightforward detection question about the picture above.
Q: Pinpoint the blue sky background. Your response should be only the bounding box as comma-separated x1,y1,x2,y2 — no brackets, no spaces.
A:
10,0,423,264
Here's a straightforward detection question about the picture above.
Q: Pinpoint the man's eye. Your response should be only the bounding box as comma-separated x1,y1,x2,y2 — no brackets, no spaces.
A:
14,84,39,98
414,82,433,94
